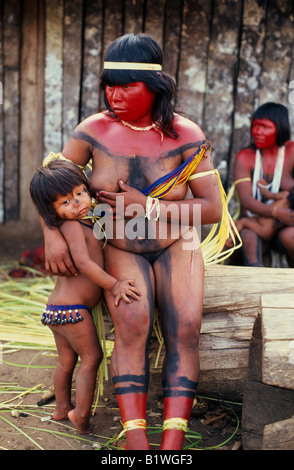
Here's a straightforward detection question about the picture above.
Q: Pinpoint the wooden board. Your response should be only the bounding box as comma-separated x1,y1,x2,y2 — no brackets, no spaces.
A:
262,416,294,451
19,0,45,224
241,314,294,450
261,294,294,390
151,265,294,400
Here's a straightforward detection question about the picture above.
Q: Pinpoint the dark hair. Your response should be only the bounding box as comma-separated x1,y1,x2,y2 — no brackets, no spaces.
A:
30,160,90,228
100,33,179,139
251,102,291,147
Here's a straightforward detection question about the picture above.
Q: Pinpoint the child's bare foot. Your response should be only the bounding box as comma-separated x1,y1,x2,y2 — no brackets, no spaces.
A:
52,405,74,421
68,408,91,434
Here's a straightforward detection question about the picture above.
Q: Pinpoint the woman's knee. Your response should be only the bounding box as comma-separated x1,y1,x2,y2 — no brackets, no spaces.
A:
277,227,294,255
115,306,153,344
172,310,202,348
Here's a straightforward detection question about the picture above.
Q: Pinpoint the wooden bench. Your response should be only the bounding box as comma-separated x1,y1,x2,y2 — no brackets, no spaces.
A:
241,292,294,450
151,264,294,402
198,265,294,400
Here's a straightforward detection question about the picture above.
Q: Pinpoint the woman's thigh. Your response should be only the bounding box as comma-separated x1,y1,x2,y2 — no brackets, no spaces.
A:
103,243,156,328
154,229,204,338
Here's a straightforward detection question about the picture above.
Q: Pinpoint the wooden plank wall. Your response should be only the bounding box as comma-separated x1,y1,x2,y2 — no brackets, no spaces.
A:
0,0,294,225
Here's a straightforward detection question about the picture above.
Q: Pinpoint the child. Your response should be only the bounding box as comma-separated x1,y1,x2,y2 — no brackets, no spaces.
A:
30,159,141,434
233,180,293,242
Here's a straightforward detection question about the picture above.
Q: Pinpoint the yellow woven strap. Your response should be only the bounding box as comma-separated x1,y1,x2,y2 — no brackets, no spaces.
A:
115,419,147,442
163,417,188,433
226,177,251,221
189,169,243,265
104,61,162,71
42,152,86,170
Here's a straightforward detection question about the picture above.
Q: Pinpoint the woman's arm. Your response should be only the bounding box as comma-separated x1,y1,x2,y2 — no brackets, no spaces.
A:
38,214,78,276
233,149,274,218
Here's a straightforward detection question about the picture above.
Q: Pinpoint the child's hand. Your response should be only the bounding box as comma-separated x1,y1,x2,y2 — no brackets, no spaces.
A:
110,280,141,306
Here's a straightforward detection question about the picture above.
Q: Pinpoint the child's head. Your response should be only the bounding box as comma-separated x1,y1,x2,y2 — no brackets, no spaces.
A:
30,160,91,227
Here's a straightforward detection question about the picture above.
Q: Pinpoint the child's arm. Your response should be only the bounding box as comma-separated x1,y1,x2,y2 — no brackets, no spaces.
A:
257,180,290,201
60,221,141,306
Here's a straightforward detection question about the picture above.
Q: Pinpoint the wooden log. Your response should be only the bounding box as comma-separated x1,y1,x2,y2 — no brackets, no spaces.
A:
261,294,294,390
262,416,294,450
19,0,45,225
259,0,293,104
144,0,165,47
43,0,63,154
242,314,294,450
80,0,103,119
229,0,267,183
0,4,4,223
124,0,144,36
150,265,294,400
203,0,243,171
62,0,83,146
2,0,21,221
176,0,211,127
163,0,182,80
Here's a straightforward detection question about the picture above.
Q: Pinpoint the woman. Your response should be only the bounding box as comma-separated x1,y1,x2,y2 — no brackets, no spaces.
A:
41,33,222,450
233,102,294,267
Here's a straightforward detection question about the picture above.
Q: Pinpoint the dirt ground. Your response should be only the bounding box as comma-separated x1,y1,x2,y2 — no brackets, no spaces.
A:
0,222,243,454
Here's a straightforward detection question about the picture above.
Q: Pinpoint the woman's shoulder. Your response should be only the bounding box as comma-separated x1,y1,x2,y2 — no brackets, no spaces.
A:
284,140,294,155
172,114,206,140
235,146,255,162
76,111,114,133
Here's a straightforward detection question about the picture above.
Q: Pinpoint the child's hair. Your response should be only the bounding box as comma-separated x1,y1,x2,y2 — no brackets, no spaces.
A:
30,160,91,228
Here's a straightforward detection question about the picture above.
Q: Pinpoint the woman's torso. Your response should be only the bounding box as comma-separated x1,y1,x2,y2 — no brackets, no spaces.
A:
71,113,205,254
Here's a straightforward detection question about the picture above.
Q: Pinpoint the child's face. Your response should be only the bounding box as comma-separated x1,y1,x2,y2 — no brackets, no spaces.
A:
53,184,92,220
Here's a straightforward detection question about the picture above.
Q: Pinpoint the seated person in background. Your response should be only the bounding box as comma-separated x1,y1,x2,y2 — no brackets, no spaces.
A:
233,102,294,267
233,179,293,243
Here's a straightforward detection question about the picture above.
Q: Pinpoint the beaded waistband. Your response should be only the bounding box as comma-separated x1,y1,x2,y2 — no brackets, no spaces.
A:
41,304,90,326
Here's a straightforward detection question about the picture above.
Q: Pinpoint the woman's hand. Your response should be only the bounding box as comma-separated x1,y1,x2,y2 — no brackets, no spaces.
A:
44,226,78,276
97,180,147,218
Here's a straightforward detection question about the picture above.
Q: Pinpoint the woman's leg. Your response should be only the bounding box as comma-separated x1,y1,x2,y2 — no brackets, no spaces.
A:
275,226,294,267
153,230,204,450
240,227,264,266
103,245,155,450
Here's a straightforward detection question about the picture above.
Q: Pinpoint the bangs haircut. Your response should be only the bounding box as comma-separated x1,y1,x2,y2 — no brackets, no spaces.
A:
30,160,90,228
251,102,291,147
100,33,179,139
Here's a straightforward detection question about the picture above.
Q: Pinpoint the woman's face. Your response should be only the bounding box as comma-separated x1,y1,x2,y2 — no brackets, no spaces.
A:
251,118,277,149
105,82,155,123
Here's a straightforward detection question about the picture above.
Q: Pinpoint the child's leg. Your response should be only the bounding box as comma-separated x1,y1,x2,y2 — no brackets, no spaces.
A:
66,310,103,434
50,330,78,420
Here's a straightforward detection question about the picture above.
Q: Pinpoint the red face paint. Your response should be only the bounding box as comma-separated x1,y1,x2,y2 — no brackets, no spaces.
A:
251,118,277,149
106,82,155,124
